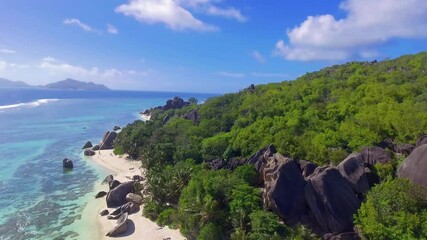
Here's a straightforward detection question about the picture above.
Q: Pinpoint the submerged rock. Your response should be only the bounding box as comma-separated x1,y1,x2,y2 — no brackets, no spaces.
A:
63,158,73,169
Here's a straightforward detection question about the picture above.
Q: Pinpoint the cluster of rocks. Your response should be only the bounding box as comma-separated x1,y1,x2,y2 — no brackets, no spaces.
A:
141,96,191,116
82,126,122,156
244,145,393,239
95,174,145,237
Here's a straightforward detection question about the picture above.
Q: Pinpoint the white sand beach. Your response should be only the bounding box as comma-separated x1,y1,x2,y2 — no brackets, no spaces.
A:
82,150,185,240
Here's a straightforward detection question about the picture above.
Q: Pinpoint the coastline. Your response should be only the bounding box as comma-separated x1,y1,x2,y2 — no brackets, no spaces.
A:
81,150,185,240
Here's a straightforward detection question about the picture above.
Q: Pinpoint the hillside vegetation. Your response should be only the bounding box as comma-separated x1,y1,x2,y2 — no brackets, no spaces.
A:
115,52,427,239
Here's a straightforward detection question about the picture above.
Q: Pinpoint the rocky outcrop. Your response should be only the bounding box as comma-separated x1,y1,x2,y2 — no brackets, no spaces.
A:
111,202,139,216
109,180,121,190
162,97,190,111
63,158,73,169
207,158,225,170
113,126,121,131
126,193,143,205
263,153,307,225
162,114,172,126
299,160,317,178
397,144,427,188
84,149,95,156
305,167,360,234
95,191,107,199
99,131,117,150
132,175,144,181
247,84,255,93
82,141,93,149
337,153,369,195
106,212,128,237
106,182,134,208
377,138,414,156
360,146,391,166
246,144,277,175
92,145,100,151
184,110,201,125
416,134,427,147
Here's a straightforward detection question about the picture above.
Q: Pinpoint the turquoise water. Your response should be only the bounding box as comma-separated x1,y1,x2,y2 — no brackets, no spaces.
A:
0,89,216,239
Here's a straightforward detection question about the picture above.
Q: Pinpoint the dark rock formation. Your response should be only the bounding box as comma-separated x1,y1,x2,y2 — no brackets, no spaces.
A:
305,167,360,234
82,141,93,149
100,209,109,216
113,126,121,131
324,232,361,240
224,157,246,170
184,110,201,125
106,182,134,208
103,175,114,185
394,143,415,156
337,153,369,195
299,160,317,178
111,202,139,216
162,114,172,126
99,131,117,150
132,175,144,181
398,144,427,188
126,193,143,205
207,158,225,170
106,212,128,237
63,158,73,169
84,149,95,156
95,191,107,199
109,180,121,190
92,145,100,151
162,96,190,111
247,84,255,93
263,153,307,225
360,146,391,166
246,144,277,174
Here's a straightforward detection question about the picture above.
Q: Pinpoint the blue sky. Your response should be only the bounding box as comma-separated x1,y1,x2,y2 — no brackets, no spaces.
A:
0,0,426,93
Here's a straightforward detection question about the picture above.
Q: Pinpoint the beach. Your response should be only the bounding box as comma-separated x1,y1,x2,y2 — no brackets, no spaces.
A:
82,150,186,240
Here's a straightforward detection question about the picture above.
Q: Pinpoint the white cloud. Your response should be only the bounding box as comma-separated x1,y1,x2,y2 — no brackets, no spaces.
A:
216,71,245,78
252,51,265,64
63,18,97,32
115,0,246,32
107,24,119,34
251,72,288,78
0,49,16,54
275,0,427,61
0,60,29,72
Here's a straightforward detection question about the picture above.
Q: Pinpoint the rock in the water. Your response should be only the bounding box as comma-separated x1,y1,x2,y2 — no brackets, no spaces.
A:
99,131,117,150
299,160,317,178
100,209,109,216
337,153,369,195
398,144,427,188
95,191,107,199
92,145,100,151
263,153,307,225
106,212,128,237
63,158,73,169
109,180,121,190
126,193,143,205
84,149,95,156
305,167,360,234
82,141,93,149
106,182,134,208
113,126,121,131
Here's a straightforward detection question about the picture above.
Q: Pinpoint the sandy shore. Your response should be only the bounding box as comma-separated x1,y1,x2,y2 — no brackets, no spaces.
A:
82,150,185,240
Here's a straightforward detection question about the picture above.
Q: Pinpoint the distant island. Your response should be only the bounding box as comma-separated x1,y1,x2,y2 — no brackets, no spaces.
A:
0,78,110,91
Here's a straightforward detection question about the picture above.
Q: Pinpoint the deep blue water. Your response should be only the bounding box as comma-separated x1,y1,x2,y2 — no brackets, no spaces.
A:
0,88,217,240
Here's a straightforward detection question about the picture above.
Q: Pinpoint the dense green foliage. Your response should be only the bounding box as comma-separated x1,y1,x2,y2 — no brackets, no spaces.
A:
114,52,427,239
355,179,427,239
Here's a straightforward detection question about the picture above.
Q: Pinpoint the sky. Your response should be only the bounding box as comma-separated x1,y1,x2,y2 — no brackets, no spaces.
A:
0,0,426,93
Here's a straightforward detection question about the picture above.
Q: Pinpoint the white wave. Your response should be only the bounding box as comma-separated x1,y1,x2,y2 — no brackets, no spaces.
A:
0,99,60,110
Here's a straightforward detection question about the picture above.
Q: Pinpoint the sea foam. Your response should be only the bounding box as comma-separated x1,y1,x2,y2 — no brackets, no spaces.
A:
0,99,59,110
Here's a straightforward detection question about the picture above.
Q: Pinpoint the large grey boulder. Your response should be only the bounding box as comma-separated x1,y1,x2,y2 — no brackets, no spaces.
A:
246,144,277,175
416,135,427,147
106,212,128,237
263,153,307,225
360,146,391,166
126,193,143,205
109,180,122,190
106,182,134,208
99,131,117,150
110,202,139,216
398,144,427,188
305,167,360,234
337,153,369,195
299,160,317,178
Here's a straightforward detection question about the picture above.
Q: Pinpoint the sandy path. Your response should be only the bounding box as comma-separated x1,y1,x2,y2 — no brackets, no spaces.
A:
82,150,185,240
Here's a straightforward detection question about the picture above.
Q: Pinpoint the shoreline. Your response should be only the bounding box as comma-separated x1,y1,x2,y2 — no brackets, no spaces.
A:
81,150,185,240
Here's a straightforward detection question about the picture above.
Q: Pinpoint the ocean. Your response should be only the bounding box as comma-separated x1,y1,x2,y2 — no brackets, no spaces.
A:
0,88,217,240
